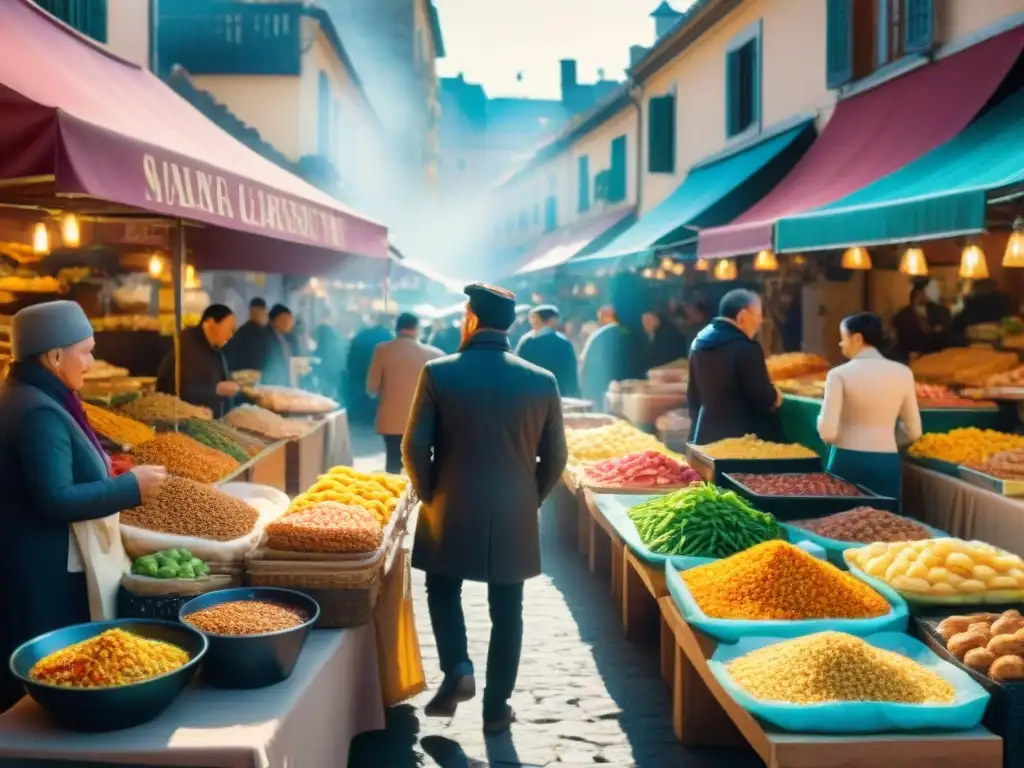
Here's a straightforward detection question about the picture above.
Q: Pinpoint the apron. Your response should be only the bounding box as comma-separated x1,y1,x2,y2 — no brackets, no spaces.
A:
826,446,902,504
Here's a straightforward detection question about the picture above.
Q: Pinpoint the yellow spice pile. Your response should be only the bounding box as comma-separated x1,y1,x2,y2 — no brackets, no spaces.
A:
726,632,955,704
30,629,188,688
682,540,889,620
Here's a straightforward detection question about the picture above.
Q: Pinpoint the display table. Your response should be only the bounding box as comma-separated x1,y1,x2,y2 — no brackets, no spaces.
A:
551,469,585,549
657,596,1002,767
903,463,1024,557
622,550,666,646
582,489,624,602
322,409,353,469
247,440,287,491
0,626,384,768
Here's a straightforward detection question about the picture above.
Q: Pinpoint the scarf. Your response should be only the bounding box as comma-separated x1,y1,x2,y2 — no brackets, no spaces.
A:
10,360,110,472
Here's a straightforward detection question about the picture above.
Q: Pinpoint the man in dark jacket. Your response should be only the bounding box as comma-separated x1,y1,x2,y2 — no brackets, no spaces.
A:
403,283,568,733
641,310,689,371
687,289,783,444
223,297,269,373
892,278,951,361
156,304,239,417
261,304,295,387
515,305,579,397
345,315,394,423
579,306,629,410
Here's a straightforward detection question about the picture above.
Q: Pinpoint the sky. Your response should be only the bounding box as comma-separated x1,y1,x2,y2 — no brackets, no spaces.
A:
433,0,666,100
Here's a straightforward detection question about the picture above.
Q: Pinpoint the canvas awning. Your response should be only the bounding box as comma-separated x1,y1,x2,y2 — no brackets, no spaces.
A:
514,210,635,275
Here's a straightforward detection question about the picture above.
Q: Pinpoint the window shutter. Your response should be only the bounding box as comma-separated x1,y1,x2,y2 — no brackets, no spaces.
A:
647,96,676,174
37,0,108,43
317,72,331,157
594,170,610,201
725,51,739,136
609,136,627,203
752,21,763,131
544,195,558,232
826,0,854,88
578,156,590,213
903,0,934,54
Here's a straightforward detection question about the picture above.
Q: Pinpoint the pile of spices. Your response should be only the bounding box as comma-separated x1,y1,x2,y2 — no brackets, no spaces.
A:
682,540,890,620
29,629,188,688
793,507,932,543
83,402,155,447
121,476,259,541
120,393,213,423
170,419,250,463
185,600,308,635
132,432,240,483
732,473,864,497
202,420,268,457
726,631,955,704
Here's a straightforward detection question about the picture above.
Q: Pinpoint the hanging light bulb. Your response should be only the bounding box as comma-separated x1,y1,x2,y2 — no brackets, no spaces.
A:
1004,217,1024,267
655,268,666,280
959,243,989,279
792,254,806,266
642,267,655,279
660,256,674,272
32,222,50,255
695,257,709,271
583,282,598,296
148,254,164,279
713,258,737,281
671,262,685,276
185,264,200,289
899,246,928,276
753,249,779,271
60,213,80,247
841,246,872,270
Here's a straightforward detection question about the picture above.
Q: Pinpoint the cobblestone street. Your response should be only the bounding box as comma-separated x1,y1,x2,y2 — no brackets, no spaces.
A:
347,426,760,767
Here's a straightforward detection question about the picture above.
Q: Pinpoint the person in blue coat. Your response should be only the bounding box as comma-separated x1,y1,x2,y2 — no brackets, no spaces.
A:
514,305,579,397
0,301,168,710
579,306,630,410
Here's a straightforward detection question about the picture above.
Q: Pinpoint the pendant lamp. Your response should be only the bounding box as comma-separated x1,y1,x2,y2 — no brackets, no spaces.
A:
1004,217,1024,267
753,249,779,271
959,243,989,279
60,213,80,248
713,258,737,281
695,257,709,271
898,246,928,276
660,256,674,272
671,262,685,276
841,246,872,270
148,254,164,279
32,222,49,255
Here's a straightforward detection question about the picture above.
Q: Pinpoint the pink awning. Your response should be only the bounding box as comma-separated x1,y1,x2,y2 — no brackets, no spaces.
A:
514,210,635,275
696,24,1024,259
0,0,388,273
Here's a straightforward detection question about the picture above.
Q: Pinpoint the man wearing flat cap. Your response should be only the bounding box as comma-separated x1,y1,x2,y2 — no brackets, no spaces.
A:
515,304,580,398
403,283,569,733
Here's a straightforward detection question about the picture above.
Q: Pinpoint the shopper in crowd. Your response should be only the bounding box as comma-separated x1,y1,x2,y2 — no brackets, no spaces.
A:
579,305,629,410
818,312,921,499
0,301,167,711
428,317,461,355
515,305,579,397
156,304,239,417
223,297,269,373
952,278,1015,336
312,323,345,401
261,304,295,387
641,309,689,370
507,305,532,348
367,313,442,473
345,314,394,424
687,289,783,443
403,283,568,733
892,278,951,361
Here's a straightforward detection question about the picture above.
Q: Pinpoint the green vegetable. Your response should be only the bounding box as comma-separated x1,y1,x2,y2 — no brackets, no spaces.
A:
157,565,178,579
178,549,193,561
627,483,785,559
194,562,210,576
178,564,196,579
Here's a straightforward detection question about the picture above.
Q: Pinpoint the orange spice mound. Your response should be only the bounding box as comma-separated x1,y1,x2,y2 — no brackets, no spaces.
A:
681,540,890,620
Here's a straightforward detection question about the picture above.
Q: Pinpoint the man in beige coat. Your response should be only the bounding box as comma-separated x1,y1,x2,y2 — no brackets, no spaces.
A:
367,312,443,473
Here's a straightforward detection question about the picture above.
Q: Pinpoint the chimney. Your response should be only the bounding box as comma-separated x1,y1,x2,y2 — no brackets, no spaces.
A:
651,1,683,40
629,45,649,69
559,59,578,105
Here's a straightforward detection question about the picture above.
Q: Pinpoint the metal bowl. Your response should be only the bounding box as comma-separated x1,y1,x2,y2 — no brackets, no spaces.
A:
9,619,207,732
179,587,319,689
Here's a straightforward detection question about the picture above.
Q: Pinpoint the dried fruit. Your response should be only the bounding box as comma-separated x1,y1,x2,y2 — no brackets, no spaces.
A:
793,507,931,543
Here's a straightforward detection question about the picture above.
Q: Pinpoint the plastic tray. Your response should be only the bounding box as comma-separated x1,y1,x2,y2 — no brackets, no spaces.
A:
708,632,989,734
686,443,822,484
718,471,897,521
664,558,909,643
784,519,947,568
905,455,962,477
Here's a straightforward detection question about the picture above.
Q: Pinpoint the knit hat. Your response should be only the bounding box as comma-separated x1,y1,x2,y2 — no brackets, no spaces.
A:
465,283,517,331
11,300,94,361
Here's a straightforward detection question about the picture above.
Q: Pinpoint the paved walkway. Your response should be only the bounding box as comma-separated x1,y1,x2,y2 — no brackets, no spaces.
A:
346,425,760,767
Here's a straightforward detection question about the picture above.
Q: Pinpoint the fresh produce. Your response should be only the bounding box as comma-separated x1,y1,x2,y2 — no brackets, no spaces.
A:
792,507,932,543
204,421,268,457
121,476,259,542
168,419,250,463
964,449,1024,480
265,502,384,554
935,610,1024,681
131,549,210,579
627,484,783,558
289,466,407,525
131,432,240,483
110,453,134,477
584,450,699,488
29,629,188,688
682,540,890,620
911,348,1018,385
184,600,308,635
908,428,1024,466
725,631,954,704
224,404,309,439
566,420,684,465
765,353,830,381
847,538,1024,598
244,385,338,414
120,392,213,422
83,402,155,447
697,434,817,460
732,472,864,497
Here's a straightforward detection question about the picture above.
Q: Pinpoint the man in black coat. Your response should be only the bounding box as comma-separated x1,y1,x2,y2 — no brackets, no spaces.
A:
403,283,568,733
156,304,239,417
224,297,269,373
687,289,783,444
515,305,580,397
261,304,295,387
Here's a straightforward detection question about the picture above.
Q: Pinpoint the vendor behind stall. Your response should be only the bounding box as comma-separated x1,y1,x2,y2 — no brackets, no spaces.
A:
817,312,921,499
156,304,239,417
0,301,167,711
892,278,951,361
262,304,295,387
223,297,269,373
952,278,1017,336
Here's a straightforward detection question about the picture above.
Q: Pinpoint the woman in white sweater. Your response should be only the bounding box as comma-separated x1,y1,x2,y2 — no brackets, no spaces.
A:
817,312,922,500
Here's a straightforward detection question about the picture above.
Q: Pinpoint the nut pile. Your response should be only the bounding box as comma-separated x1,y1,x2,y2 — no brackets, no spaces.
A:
732,473,864,497
121,476,259,541
184,600,308,635
120,393,213,422
793,507,932,543
224,404,309,440
83,402,155,447
682,540,890,620
29,629,189,688
132,432,240,483
698,434,817,460
265,502,384,554
937,610,1024,681
726,631,955,704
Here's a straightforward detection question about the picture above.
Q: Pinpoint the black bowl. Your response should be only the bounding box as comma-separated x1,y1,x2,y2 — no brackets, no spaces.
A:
179,587,320,689
10,619,207,732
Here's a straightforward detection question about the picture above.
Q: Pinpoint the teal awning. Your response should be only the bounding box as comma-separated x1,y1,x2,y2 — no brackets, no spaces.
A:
775,88,1024,252
573,118,816,265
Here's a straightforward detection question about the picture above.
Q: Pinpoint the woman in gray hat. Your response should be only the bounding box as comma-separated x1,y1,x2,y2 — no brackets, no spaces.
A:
0,301,167,710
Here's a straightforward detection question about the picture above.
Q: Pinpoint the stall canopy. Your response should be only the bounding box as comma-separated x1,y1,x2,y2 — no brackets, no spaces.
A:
575,118,816,266
514,209,635,276
696,23,1024,260
0,0,388,275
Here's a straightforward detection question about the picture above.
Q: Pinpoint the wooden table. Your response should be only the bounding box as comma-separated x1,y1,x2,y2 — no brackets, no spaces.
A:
552,469,584,548
657,597,1003,768
582,490,624,604
623,549,666,645
286,420,328,495
248,440,287,490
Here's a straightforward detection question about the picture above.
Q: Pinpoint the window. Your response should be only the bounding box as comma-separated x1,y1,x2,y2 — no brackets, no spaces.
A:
317,72,331,157
543,195,558,233
577,156,590,213
725,21,761,139
827,0,934,88
647,95,676,174
533,202,541,224
36,0,108,43
608,136,627,203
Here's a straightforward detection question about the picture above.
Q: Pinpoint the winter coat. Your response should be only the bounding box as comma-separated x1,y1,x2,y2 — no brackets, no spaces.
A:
515,328,580,398
156,326,233,417
367,336,443,435
579,323,630,407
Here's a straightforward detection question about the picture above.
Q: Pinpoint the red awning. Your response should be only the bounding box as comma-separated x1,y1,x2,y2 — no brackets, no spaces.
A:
696,24,1024,259
514,210,635,275
0,0,388,274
